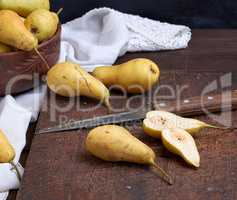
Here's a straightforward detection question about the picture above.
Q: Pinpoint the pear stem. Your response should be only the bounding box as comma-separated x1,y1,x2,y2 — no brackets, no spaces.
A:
104,97,112,113
56,8,64,16
151,162,174,185
10,161,22,182
34,48,50,70
205,124,237,131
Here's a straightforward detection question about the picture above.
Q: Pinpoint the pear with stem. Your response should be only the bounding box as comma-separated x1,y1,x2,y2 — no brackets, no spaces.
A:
0,130,21,181
47,62,112,111
86,125,173,185
143,110,235,138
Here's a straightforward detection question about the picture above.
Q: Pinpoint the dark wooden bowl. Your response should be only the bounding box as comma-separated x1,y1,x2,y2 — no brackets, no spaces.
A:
0,25,61,96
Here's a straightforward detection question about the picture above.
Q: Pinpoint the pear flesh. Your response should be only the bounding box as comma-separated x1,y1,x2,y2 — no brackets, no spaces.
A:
47,62,111,109
86,125,173,184
24,9,59,42
0,0,50,17
143,110,217,138
161,128,200,167
0,10,38,51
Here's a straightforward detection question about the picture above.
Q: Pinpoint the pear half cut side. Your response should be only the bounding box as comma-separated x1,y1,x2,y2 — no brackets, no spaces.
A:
161,128,200,167
143,110,231,138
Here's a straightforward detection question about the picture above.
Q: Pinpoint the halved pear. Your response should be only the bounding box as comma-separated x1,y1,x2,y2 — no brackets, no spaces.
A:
143,110,225,138
161,128,200,167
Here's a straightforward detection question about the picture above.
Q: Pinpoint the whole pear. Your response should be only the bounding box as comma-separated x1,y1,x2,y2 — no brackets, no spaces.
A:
0,0,50,17
0,42,12,53
92,58,160,93
0,130,15,163
47,62,111,110
0,10,38,51
86,125,173,184
0,129,22,181
25,9,59,42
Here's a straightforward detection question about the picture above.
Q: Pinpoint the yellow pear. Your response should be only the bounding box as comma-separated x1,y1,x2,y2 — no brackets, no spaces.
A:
0,42,12,53
0,10,38,51
47,62,111,110
143,110,228,138
0,130,15,163
25,9,59,42
86,125,173,184
161,128,200,167
92,58,160,93
0,0,50,17
0,129,22,181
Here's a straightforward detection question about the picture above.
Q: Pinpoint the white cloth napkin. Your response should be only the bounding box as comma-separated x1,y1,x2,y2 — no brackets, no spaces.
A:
0,86,47,200
59,7,191,71
0,96,31,199
0,7,191,199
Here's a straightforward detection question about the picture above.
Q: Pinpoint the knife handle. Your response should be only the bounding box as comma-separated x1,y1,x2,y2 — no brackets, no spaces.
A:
154,90,237,117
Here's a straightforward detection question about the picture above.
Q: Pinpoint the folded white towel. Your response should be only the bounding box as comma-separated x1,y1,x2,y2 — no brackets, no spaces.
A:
59,7,191,71
0,96,31,199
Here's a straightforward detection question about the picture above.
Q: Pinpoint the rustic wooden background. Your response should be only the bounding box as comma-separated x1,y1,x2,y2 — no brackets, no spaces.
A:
7,29,237,200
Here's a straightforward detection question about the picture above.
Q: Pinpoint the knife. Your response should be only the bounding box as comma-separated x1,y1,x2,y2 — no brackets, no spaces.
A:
38,90,237,134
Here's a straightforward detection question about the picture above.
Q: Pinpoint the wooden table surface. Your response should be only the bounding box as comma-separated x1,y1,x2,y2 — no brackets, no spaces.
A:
11,29,237,200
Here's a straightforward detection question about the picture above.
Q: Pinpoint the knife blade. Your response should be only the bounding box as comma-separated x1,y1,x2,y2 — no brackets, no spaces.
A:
38,90,237,134
39,109,148,134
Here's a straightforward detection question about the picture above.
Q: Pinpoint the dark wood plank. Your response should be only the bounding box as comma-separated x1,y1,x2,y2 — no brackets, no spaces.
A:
17,73,237,200
17,29,237,200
